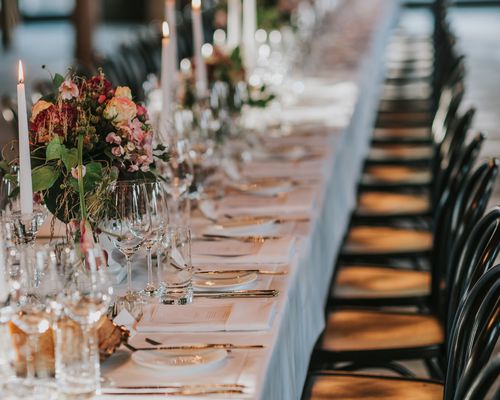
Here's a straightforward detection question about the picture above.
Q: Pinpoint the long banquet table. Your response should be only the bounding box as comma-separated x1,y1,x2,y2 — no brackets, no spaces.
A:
101,1,399,398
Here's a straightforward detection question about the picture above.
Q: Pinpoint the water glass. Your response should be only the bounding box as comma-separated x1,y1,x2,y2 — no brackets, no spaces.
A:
158,226,193,305
55,246,113,397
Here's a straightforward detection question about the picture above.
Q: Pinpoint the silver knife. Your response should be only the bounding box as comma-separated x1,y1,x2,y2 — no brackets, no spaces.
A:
195,269,288,276
193,289,279,298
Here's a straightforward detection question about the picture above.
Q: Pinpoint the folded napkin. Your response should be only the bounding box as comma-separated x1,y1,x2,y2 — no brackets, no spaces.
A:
137,300,276,332
192,236,296,265
215,188,316,219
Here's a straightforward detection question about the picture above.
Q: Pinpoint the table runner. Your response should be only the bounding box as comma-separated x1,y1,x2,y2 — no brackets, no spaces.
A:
100,1,399,398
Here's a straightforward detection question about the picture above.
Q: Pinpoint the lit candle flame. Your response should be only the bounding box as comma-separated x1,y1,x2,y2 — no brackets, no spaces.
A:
192,0,201,10
162,21,170,38
18,60,24,84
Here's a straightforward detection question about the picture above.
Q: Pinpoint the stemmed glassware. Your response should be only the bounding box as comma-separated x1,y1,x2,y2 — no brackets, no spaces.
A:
99,181,151,311
160,124,194,225
56,245,113,397
9,245,60,399
141,181,169,297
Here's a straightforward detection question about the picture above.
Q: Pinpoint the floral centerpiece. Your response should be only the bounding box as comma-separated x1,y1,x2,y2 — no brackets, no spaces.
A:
8,70,168,239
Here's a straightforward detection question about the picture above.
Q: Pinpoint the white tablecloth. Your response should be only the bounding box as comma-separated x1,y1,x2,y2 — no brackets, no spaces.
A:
100,1,399,398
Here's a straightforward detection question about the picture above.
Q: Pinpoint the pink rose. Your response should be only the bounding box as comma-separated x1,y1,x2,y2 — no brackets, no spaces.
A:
128,118,145,145
59,80,79,100
98,94,106,104
105,132,122,145
103,96,137,127
128,163,139,172
136,104,147,117
111,146,124,157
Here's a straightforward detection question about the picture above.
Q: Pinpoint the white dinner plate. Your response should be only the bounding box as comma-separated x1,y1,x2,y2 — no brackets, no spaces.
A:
131,348,227,373
204,216,277,237
193,272,258,290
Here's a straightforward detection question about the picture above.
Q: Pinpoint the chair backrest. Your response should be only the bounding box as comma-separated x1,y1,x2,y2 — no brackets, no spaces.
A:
432,79,464,148
432,107,476,206
431,135,487,271
446,207,500,330
461,355,500,400
444,264,500,400
431,159,499,316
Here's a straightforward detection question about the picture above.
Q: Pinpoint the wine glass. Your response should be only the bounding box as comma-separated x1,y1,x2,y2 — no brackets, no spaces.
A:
9,245,60,399
141,181,169,297
99,181,151,308
56,245,113,396
160,127,194,225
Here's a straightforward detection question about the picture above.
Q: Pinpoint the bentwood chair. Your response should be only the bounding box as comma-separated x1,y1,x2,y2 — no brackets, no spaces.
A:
303,264,500,400
312,203,500,377
331,133,486,307
338,158,497,266
355,113,478,228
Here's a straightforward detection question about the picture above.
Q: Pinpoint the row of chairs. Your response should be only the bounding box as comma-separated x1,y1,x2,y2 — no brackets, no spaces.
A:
302,2,499,399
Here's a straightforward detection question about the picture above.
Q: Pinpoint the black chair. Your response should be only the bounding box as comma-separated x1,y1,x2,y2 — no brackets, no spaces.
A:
338,152,497,265
303,264,500,400
355,108,477,226
311,166,499,375
330,133,486,308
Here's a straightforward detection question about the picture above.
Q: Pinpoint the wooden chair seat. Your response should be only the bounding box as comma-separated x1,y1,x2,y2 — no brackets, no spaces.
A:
355,191,431,216
381,84,432,101
376,111,431,125
304,372,443,400
373,127,430,140
320,309,443,352
367,146,433,163
378,99,431,113
361,166,432,186
332,265,431,299
342,226,433,255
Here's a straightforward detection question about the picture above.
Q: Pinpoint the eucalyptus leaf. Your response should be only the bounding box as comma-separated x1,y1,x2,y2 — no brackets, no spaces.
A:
32,165,60,192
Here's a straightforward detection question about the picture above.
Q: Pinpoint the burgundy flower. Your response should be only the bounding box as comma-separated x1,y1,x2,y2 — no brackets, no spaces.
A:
83,75,114,98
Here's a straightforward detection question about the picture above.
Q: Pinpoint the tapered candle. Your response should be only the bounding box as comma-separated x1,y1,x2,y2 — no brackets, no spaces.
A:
191,0,208,96
227,0,241,50
160,22,172,130
242,0,257,74
17,61,33,215
165,0,178,75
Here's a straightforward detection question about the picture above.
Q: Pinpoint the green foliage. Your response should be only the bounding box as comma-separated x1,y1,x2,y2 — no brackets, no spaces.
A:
31,165,60,192
46,136,64,161
61,147,78,172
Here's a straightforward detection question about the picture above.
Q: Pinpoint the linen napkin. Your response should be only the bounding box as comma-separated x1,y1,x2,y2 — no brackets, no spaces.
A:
137,300,276,332
215,188,316,219
192,236,296,265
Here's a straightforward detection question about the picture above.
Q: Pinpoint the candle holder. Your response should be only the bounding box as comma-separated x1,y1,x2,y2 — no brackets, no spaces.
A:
7,210,47,245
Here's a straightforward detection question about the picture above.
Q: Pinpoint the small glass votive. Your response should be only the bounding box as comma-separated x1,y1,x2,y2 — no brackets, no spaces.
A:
158,226,193,305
